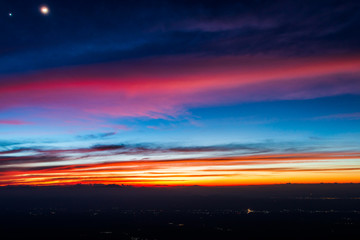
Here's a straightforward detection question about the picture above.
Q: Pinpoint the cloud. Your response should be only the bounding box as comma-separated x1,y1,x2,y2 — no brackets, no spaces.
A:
0,140,357,168
314,112,360,120
0,142,267,164
1,54,360,121
178,16,276,32
1,138,360,186
77,132,117,140
0,155,63,168
1,151,360,186
0,120,30,125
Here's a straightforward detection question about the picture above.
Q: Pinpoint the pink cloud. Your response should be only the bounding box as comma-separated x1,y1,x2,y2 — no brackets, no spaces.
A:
0,119,31,125
1,54,360,119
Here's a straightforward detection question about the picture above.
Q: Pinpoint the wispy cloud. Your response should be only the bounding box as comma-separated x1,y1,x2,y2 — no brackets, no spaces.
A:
1,55,360,121
1,141,359,186
0,120,31,125
314,112,360,120
77,132,117,140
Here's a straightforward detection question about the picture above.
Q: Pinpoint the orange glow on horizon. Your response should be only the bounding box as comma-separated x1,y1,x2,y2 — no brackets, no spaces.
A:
1,151,360,187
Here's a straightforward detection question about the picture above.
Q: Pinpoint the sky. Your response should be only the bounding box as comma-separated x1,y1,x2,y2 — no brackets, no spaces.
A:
1,0,360,186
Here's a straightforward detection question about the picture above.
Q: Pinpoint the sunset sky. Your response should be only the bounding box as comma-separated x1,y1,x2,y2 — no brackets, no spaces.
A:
1,0,360,186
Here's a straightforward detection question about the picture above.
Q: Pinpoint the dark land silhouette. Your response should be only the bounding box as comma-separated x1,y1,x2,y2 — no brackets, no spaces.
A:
1,184,360,239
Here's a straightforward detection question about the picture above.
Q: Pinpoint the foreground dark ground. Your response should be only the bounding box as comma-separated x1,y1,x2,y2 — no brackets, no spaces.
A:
1,184,359,239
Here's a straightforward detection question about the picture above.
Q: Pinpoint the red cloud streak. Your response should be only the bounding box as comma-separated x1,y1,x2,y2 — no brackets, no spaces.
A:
0,119,30,125
1,54,360,118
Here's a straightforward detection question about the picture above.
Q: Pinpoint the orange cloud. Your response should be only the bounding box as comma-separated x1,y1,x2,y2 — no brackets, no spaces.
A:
1,151,359,186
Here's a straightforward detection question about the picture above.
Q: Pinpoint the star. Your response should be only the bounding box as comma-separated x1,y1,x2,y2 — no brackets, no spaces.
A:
40,5,50,15
8,12,12,17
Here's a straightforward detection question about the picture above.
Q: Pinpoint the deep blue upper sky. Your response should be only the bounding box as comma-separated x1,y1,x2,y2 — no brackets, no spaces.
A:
1,0,360,74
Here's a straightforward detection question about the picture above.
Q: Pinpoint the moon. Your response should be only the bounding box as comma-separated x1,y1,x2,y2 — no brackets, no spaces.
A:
40,5,49,15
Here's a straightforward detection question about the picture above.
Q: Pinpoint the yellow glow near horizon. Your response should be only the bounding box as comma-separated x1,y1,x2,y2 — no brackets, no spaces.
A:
1,152,360,186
